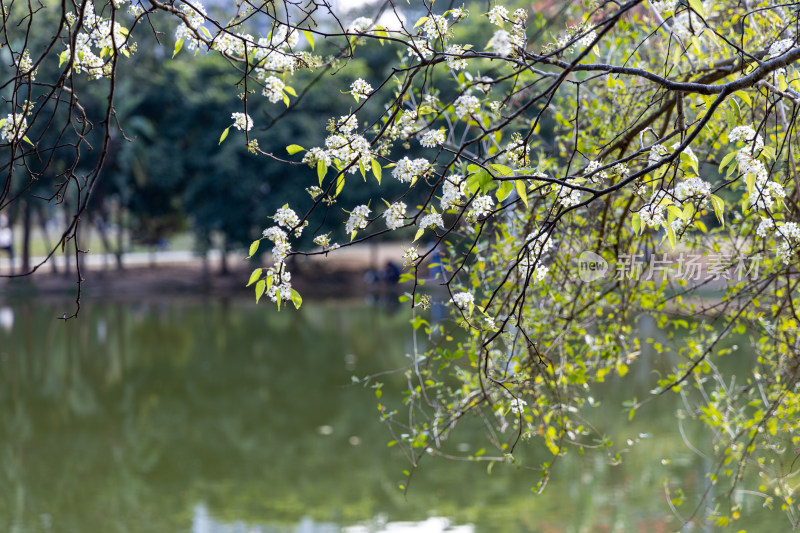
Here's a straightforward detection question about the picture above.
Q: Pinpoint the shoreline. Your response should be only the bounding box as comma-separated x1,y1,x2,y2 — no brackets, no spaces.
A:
0,243,409,302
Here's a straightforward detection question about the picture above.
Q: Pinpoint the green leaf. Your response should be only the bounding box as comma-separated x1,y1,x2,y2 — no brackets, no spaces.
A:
302,29,315,50
219,126,231,145
173,38,184,58
283,93,290,107
515,180,528,207
413,228,425,242
200,26,212,38
371,159,382,184
718,151,737,173
490,164,514,177
286,144,305,155
689,0,706,18
317,161,327,185
413,16,428,28
255,279,266,303
59,50,68,68
290,288,303,309
666,225,676,249
248,240,260,258
335,174,345,197
247,268,262,287
284,86,297,97
466,169,494,195
359,159,366,180
710,194,724,226
23,136,34,146
495,181,513,202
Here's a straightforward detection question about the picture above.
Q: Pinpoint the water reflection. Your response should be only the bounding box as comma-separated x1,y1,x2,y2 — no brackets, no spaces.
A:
0,298,787,532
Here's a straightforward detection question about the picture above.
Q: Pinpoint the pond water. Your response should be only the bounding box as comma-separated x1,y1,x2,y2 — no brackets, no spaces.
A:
0,297,788,532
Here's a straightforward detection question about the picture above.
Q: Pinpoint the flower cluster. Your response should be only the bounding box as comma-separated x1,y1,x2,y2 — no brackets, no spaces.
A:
351,78,373,100
63,1,136,79
274,205,300,230
345,204,371,235
674,177,711,201
383,202,407,230
506,133,529,167
440,175,465,210
450,291,474,311
418,212,444,229
510,397,527,415
468,195,494,221
419,129,446,148
313,234,332,248
445,44,468,70
768,38,794,57
231,112,253,132
555,178,583,208
775,222,800,263
454,93,480,119
392,157,431,184
262,77,286,103
302,147,331,168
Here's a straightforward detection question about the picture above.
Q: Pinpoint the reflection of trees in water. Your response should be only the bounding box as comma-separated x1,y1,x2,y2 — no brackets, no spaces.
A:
0,301,782,532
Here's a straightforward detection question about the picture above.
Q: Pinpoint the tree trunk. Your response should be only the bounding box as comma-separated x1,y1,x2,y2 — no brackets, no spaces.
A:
34,204,58,274
21,200,31,274
219,233,229,276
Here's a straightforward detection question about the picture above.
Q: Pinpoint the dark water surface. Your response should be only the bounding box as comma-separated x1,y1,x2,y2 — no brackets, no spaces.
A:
0,298,787,532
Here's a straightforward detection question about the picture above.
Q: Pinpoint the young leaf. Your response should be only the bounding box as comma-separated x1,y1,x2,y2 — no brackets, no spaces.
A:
286,144,305,155
248,239,260,258
247,268,262,287
173,38,184,58
689,0,706,18
255,279,266,303
290,288,303,309
335,174,345,197
718,151,737,173
710,194,725,226
219,126,231,145
371,159,382,184
414,228,425,242
302,29,315,50
515,180,529,207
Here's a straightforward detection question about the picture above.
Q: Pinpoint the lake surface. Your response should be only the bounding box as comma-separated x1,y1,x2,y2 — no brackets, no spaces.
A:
0,297,788,532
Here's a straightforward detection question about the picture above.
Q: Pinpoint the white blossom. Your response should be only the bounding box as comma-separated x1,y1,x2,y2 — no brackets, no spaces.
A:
423,15,449,40
674,177,711,201
347,17,373,33
345,204,371,234
419,129,446,148
351,78,373,100
392,156,431,183
445,44,468,70
488,29,514,57
274,205,299,229
510,397,527,414
314,234,331,248
302,147,331,168
419,212,444,229
768,38,794,57
454,93,480,119
440,175,465,210
231,112,253,132
488,5,508,26
263,76,285,103
468,195,494,220
450,291,474,310
756,218,775,237
383,202,407,230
